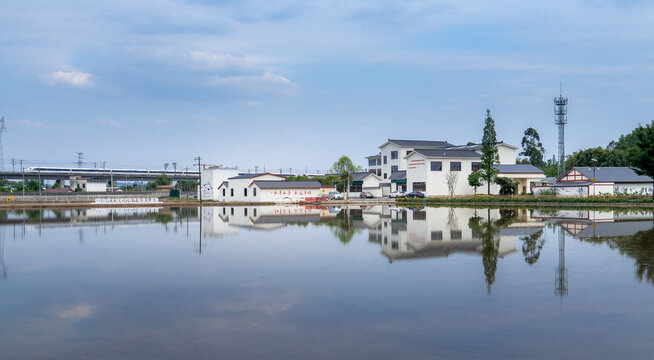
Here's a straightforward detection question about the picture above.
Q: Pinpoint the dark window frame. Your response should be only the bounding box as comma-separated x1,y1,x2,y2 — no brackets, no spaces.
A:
450,162,462,171
431,161,442,171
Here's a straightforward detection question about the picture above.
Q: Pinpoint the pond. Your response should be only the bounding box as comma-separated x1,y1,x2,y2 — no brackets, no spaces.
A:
0,205,653,359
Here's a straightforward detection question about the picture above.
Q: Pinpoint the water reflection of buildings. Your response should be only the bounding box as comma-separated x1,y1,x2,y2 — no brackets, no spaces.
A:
534,209,654,290
357,206,545,262
201,205,337,237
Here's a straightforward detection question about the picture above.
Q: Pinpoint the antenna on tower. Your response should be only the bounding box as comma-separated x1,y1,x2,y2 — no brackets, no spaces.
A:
553,86,568,177
0,117,6,171
76,152,85,168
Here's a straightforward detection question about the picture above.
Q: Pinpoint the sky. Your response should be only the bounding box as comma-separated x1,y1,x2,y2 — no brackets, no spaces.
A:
1,0,654,173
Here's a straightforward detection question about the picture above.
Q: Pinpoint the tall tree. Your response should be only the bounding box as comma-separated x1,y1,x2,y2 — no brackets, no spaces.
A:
520,127,546,166
330,155,363,195
628,121,654,197
480,109,500,194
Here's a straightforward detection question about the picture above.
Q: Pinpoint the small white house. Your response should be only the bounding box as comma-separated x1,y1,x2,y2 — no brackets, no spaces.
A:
200,166,240,200
349,172,384,197
533,167,653,196
216,173,322,202
69,177,107,192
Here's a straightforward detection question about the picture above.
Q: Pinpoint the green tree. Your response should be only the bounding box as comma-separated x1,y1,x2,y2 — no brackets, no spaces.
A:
330,156,363,194
521,230,546,265
467,171,482,195
628,121,654,197
480,109,500,194
520,127,546,166
146,174,173,190
495,177,517,195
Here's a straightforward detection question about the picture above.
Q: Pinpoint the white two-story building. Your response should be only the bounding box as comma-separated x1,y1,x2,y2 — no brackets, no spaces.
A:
366,139,545,196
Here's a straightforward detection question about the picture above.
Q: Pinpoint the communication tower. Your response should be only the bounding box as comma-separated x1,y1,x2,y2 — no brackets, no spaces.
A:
76,152,85,168
553,86,568,177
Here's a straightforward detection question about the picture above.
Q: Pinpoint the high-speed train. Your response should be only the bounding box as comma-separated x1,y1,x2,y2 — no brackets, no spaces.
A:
24,167,195,175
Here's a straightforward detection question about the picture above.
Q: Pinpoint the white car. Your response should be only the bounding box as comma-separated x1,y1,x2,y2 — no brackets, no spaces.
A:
388,191,405,198
328,191,344,200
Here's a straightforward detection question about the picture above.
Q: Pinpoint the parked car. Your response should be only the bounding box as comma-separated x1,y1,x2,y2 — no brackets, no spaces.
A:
388,191,405,198
404,191,425,198
328,191,343,200
359,191,374,198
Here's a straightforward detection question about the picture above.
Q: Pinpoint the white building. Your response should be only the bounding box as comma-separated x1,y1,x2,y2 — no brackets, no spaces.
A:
69,177,107,192
348,172,384,197
366,139,545,196
533,167,653,196
215,173,322,203
200,166,240,200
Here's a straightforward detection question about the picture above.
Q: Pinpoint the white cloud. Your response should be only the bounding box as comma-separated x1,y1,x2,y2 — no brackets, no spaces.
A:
237,100,263,107
16,119,45,127
154,119,172,124
208,71,297,95
44,71,93,87
97,119,122,127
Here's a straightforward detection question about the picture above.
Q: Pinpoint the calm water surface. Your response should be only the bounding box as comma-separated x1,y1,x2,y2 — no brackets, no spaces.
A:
0,206,653,359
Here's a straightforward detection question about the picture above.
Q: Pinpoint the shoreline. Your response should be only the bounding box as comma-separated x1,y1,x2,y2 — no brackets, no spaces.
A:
1,198,653,209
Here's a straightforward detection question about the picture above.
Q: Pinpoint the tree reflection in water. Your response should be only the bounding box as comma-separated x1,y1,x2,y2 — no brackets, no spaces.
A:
469,209,519,293
521,230,546,265
327,209,361,245
583,227,654,285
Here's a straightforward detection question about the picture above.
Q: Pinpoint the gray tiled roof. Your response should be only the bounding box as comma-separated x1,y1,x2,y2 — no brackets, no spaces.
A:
251,180,321,189
366,154,381,159
389,170,406,180
229,173,280,180
412,149,481,158
573,167,653,183
351,172,378,181
386,139,454,147
495,164,544,174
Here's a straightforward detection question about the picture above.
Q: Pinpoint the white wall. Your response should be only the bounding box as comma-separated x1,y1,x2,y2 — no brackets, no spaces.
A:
614,183,653,195
201,168,240,200
497,144,517,164
86,181,107,192
258,187,321,202
216,174,285,202
405,152,479,196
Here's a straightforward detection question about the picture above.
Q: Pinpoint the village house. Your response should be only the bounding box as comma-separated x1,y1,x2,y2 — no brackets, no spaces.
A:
533,167,654,196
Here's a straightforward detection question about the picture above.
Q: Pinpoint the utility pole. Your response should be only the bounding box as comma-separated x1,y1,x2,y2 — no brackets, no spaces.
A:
102,161,106,169
254,165,259,173
38,169,41,196
164,162,169,171
20,160,24,196
195,156,202,203
93,162,97,168
76,152,84,168
11,159,15,172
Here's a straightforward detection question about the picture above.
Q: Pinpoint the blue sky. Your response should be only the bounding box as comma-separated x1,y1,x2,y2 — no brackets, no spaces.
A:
1,0,653,173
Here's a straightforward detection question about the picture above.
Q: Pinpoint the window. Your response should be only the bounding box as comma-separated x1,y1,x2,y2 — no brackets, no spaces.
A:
377,169,381,176
230,188,234,196
413,211,426,220
431,231,443,241
384,173,387,179
369,169,376,174
450,161,461,171
383,236,388,244
222,188,226,196
350,184,362,192
383,156,387,164
451,230,462,240
472,230,480,239
254,208,257,217
471,162,481,171
230,207,234,215
223,208,226,215
369,159,377,166
253,188,257,196
431,161,442,171
377,159,381,165
391,151,398,159
413,182,426,192
244,188,247,196
244,208,248,216
391,241,399,249
391,165,398,173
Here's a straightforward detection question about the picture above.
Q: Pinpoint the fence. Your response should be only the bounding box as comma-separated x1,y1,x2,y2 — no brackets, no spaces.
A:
0,191,196,204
